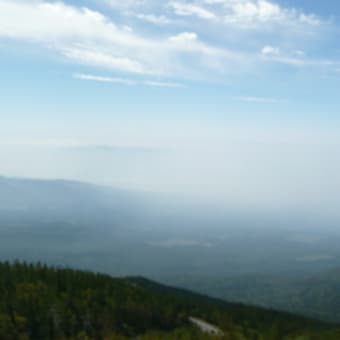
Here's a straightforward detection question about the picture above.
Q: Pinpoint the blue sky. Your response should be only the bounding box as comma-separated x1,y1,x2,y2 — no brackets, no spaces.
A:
1,0,340,214
1,0,340,122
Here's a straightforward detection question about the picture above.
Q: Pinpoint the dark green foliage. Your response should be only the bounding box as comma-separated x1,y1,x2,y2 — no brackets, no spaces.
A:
0,261,339,339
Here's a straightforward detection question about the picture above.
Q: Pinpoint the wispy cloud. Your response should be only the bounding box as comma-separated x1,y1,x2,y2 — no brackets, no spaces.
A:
102,0,146,10
0,0,240,78
64,49,148,74
144,80,185,88
0,0,335,82
168,2,217,21
135,13,172,25
260,45,339,68
74,73,137,85
169,0,323,30
74,73,185,88
236,96,285,104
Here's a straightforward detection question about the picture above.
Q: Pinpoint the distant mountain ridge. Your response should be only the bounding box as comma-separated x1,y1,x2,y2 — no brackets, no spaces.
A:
0,176,141,212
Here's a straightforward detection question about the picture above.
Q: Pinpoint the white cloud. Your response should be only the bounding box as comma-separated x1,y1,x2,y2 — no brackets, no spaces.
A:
201,0,322,29
144,80,185,88
102,0,322,32
292,50,305,57
135,13,171,24
102,0,146,10
169,32,198,43
0,0,239,77
224,0,283,24
168,1,217,20
74,73,185,88
167,31,244,72
267,56,306,66
299,13,320,26
236,96,283,103
261,45,305,66
260,46,337,68
122,25,134,32
64,48,148,74
73,73,137,85
0,0,333,81
168,31,231,57
261,45,280,56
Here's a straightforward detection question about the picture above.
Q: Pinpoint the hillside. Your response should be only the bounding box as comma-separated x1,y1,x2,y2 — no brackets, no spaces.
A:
164,269,340,324
0,262,339,340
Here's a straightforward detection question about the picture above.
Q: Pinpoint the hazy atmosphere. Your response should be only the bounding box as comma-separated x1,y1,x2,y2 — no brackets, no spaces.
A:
1,118,340,216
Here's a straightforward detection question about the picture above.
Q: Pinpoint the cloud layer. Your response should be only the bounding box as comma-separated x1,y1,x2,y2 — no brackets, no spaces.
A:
0,0,335,82
0,0,243,78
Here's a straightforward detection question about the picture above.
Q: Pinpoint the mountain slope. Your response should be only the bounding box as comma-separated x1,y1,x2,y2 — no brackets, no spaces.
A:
164,269,340,324
0,262,339,340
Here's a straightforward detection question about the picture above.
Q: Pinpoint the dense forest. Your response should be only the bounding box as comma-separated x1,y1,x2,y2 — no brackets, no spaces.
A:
0,262,339,339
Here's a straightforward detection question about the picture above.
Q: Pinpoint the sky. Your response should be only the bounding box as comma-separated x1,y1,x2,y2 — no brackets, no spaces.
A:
1,0,340,216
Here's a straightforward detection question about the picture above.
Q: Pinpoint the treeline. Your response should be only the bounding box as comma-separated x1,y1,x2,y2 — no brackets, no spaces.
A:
0,261,339,339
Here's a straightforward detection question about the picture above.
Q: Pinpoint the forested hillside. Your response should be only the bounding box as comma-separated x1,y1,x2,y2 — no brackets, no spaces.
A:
0,262,339,340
